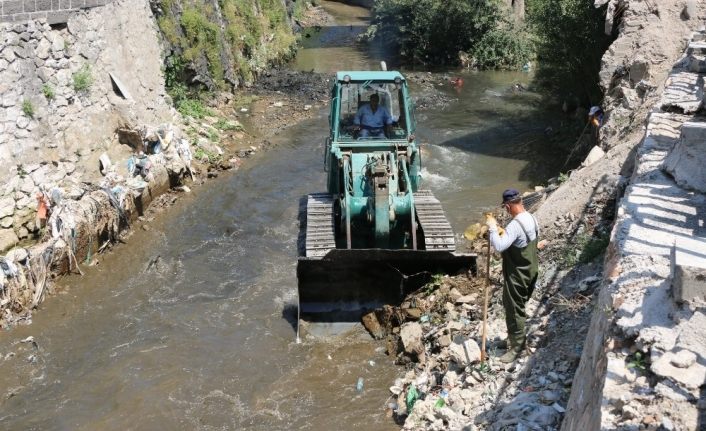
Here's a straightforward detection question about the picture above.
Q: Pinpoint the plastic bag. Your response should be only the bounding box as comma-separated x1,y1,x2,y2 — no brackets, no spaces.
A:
405,384,419,413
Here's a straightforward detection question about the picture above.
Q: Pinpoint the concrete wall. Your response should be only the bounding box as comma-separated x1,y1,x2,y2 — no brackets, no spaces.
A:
0,0,111,24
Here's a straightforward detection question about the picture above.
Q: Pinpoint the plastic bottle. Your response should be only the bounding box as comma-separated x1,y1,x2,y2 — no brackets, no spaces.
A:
356,377,364,392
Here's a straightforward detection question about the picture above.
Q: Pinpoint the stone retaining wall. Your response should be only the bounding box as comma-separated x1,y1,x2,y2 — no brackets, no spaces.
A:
562,27,706,431
0,0,177,251
0,0,111,24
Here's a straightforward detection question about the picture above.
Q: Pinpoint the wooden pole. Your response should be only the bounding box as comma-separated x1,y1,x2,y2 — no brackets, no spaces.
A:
481,237,491,363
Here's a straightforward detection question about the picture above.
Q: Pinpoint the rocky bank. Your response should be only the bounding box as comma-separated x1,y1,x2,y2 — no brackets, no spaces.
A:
370,1,706,430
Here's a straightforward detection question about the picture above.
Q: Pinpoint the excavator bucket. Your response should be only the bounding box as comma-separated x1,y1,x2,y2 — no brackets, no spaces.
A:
297,249,477,320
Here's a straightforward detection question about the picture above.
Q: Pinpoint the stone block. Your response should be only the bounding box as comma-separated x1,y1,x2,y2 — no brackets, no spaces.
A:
70,0,84,8
35,0,51,10
83,0,99,7
47,10,69,24
688,42,706,55
0,228,19,252
671,236,706,303
663,122,706,193
4,1,25,14
24,0,36,12
29,10,47,20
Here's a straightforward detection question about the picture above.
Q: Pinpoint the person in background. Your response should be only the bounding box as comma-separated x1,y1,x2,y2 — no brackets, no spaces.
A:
353,93,393,138
485,188,539,363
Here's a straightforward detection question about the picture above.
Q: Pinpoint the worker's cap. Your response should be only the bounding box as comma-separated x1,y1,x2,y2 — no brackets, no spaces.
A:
501,188,521,204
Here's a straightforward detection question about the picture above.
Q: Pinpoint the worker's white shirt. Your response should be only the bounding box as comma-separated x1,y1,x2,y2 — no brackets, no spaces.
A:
489,212,538,253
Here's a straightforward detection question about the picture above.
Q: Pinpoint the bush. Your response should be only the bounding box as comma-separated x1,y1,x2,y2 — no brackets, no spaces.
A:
366,0,529,68
72,65,93,93
526,0,612,105
472,27,533,69
21,99,34,118
42,84,55,101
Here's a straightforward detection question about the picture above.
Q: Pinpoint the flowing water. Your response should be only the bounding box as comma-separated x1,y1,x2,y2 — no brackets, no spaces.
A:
0,2,566,430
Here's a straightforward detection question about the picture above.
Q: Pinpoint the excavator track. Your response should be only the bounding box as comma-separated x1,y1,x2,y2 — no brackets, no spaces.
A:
414,190,456,251
303,193,336,258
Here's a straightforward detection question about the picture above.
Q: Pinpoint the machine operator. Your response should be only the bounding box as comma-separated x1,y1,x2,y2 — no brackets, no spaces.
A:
353,93,393,138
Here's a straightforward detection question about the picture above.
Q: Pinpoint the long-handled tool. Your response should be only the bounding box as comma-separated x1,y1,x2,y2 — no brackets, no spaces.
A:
480,235,491,363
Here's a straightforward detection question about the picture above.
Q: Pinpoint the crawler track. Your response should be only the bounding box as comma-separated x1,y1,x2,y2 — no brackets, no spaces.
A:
414,190,456,251
302,193,336,258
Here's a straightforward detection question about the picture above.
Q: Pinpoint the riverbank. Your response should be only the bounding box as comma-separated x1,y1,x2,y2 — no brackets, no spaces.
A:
375,2,706,430
0,1,338,329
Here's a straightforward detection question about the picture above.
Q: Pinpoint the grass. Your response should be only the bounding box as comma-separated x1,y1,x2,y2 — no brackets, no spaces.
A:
214,118,243,131
207,129,220,142
562,231,610,267
42,84,55,101
194,147,221,164
177,98,213,119
21,99,34,118
72,65,93,93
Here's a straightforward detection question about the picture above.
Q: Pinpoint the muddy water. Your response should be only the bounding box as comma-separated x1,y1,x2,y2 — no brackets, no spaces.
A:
0,121,400,430
0,3,566,430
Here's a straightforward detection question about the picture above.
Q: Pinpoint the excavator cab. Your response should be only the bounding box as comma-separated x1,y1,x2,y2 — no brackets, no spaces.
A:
297,71,476,322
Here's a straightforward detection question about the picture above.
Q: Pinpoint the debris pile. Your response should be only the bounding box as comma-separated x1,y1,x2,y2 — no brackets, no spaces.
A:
363,224,606,431
0,121,196,328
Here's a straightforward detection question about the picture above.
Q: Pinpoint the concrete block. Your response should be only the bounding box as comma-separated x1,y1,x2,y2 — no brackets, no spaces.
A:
35,0,51,11
70,0,84,8
11,12,29,22
29,10,46,20
4,1,24,14
83,0,99,7
671,236,706,303
663,122,706,193
46,10,68,24
23,0,36,12
687,42,706,55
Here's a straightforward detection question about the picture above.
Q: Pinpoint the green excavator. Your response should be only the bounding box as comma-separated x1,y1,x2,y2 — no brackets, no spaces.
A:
297,70,477,321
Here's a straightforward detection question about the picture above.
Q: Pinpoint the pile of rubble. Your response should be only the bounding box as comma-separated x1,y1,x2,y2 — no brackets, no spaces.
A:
362,225,609,431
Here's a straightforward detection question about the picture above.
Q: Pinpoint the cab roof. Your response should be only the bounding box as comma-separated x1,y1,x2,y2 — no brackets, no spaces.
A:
336,71,406,82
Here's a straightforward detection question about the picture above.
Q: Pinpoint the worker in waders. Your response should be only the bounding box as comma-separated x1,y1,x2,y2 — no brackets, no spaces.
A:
486,189,539,363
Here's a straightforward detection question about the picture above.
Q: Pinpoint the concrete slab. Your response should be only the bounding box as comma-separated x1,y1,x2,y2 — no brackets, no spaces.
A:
687,41,706,54
661,72,704,114
671,236,706,303
663,121,706,193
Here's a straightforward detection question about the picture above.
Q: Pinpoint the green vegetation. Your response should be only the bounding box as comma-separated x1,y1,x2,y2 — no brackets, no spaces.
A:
527,0,612,105
207,128,220,142
562,231,610,267
21,99,34,118
214,118,243,131
194,147,221,164
177,97,213,119
72,65,93,93
626,351,647,372
364,0,611,104
42,84,55,101
155,0,297,92
365,0,531,69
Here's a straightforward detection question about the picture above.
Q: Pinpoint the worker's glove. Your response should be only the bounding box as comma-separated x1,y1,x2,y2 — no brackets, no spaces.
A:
485,214,498,231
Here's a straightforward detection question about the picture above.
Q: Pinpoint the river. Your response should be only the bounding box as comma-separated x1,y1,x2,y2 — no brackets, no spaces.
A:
0,2,565,430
